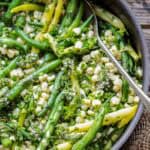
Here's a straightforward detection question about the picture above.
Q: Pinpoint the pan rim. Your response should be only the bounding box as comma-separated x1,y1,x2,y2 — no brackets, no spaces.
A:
110,0,150,149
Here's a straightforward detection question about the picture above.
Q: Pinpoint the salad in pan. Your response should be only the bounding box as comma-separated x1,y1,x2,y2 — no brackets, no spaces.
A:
0,0,142,149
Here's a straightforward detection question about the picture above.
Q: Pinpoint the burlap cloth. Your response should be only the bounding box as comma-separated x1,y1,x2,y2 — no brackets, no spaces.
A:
123,110,150,149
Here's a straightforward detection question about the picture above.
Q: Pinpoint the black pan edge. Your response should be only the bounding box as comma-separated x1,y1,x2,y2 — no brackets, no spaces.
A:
111,1,150,150
93,0,150,149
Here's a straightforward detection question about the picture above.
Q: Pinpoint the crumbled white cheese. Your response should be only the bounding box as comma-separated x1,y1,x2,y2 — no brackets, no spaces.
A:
88,30,94,38
41,82,48,92
26,16,31,22
92,75,99,82
37,59,44,65
105,30,112,37
92,99,101,107
110,45,121,60
136,67,142,77
0,48,7,55
134,96,140,103
113,85,121,92
24,24,33,33
110,96,120,105
56,142,72,150
24,68,35,74
96,133,102,139
41,139,47,146
101,57,109,63
49,85,54,92
41,93,49,100
35,106,42,113
87,110,94,115
83,99,91,106
80,111,86,117
33,93,39,100
81,33,86,40
9,135,15,141
105,62,115,70
10,68,24,78
73,27,81,35
90,50,99,58
113,78,122,92
81,104,88,110
128,96,134,103
86,67,94,75
76,116,83,123
114,78,122,87
110,45,117,52
21,89,28,97
82,55,91,62
94,65,101,74
38,98,46,105
47,74,56,82
75,41,83,49
34,11,42,19
7,50,18,58
17,38,24,44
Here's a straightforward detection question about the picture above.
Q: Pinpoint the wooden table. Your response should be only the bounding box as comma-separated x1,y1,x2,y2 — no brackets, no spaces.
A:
124,1,150,149
128,0,150,49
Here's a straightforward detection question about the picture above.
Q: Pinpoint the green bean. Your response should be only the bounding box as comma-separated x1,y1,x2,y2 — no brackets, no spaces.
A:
80,15,94,32
0,87,9,98
58,38,97,57
67,1,84,33
124,45,139,62
18,108,27,127
121,52,128,71
44,33,58,56
0,38,27,52
12,143,20,150
111,128,125,142
122,52,135,76
7,59,61,101
42,53,56,63
1,138,12,148
94,5,126,31
41,1,56,32
59,0,77,32
64,96,80,120
61,14,93,39
72,102,109,150
0,57,19,78
64,69,80,120
48,0,64,32
38,53,56,68
0,2,9,6
37,91,65,150
3,0,22,23
28,22,43,28
104,140,112,150
38,70,64,117
15,28,49,50
15,16,26,28
104,127,125,150
121,79,129,102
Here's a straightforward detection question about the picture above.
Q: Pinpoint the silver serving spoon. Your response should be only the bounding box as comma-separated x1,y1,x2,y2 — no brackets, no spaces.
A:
85,0,150,109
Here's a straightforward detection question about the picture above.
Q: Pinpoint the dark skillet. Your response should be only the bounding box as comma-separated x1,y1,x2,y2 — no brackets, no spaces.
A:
92,0,150,149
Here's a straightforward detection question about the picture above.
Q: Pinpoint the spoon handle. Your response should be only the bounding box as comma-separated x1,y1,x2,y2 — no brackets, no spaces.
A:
95,23,150,109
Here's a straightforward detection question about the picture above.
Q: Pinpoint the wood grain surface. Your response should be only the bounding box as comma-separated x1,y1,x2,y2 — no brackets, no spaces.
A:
127,0,150,48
